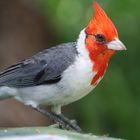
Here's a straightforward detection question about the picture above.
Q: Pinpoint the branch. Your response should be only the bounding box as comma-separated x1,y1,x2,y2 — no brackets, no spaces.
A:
0,125,123,140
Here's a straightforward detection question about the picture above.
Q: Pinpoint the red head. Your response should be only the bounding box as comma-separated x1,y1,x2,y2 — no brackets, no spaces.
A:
85,1,126,85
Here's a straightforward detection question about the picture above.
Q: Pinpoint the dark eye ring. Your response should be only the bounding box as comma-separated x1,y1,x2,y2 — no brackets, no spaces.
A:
95,34,106,44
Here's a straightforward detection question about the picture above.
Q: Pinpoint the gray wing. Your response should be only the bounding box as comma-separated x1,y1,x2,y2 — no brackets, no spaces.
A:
0,42,78,88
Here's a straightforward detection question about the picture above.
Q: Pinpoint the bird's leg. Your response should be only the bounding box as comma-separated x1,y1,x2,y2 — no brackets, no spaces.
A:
31,106,82,132
31,106,66,129
51,105,82,133
55,113,83,133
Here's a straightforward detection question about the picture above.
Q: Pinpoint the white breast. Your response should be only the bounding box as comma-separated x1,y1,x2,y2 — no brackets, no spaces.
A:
56,55,95,105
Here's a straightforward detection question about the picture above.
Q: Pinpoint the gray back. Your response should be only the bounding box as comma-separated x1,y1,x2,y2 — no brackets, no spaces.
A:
0,42,78,87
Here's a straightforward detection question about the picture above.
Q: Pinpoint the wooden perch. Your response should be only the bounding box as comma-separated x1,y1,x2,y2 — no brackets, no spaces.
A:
0,126,123,140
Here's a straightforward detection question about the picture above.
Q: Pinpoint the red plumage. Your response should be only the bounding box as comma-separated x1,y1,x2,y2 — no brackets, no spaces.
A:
85,1,119,85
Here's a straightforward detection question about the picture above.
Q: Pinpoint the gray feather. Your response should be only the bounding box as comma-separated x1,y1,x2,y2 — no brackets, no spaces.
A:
0,42,78,87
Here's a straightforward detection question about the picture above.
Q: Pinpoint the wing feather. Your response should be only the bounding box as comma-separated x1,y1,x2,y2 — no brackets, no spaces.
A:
0,42,77,88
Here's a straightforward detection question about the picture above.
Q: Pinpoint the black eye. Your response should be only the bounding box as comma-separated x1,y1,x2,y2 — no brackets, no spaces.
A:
95,34,106,44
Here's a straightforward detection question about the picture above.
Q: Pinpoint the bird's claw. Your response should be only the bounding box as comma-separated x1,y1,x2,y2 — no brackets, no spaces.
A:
57,121,82,133
68,120,82,133
55,117,82,133
70,119,77,124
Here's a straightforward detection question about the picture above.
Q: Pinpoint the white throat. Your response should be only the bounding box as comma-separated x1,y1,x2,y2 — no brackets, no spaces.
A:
76,29,90,59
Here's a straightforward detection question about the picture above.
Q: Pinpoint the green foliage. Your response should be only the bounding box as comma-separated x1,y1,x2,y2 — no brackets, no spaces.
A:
38,0,140,140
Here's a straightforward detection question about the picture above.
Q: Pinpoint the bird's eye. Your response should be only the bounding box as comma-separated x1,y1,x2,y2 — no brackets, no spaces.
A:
95,34,106,44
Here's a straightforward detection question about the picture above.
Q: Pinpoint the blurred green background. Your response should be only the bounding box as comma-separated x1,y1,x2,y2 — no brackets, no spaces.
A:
0,0,139,140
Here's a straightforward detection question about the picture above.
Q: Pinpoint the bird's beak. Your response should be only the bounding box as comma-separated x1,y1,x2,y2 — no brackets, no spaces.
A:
106,38,127,51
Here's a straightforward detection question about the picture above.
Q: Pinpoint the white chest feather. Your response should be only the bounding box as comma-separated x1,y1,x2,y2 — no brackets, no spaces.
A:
57,29,96,105
57,55,95,105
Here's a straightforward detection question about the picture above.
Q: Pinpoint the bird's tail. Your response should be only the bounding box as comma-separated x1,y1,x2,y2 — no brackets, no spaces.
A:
0,86,16,100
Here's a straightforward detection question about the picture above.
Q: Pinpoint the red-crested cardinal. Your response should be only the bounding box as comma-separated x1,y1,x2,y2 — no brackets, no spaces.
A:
0,1,126,132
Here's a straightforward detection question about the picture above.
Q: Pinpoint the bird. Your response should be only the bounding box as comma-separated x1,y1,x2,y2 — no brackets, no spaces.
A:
0,1,126,132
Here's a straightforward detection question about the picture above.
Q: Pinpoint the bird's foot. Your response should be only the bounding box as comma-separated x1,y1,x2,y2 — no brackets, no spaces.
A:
31,106,82,133
65,121,82,133
56,114,83,133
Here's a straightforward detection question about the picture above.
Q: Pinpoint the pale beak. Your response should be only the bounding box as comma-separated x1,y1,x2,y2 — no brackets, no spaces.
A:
106,38,127,51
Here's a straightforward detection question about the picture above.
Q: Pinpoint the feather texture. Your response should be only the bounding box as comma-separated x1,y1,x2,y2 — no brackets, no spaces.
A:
0,42,78,87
